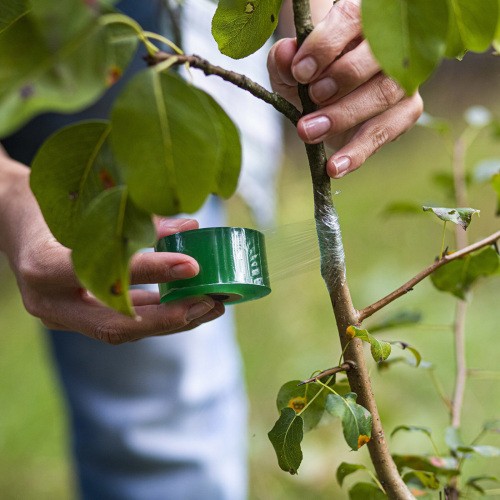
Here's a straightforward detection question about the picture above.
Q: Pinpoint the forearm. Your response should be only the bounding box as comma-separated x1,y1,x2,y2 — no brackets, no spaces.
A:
0,149,34,262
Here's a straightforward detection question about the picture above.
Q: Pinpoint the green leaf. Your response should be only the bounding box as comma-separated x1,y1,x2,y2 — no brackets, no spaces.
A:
431,246,500,299
445,0,499,58
483,420,500,433
389,341,422,368
0,7,138,137
361,0,449,94
326,392,372,451
422,206,480,230
71,187,155,316
0,0,29,33
382,201,423,217
402,471,440,490
393,454,459,476
445,426,464,451
268,407,303,475
391,425,432,439
336,462,368,487
369,310,422,333
31,120,122,248
211,0,283,59
458,445,500,457
276,380,326,432
348,482,386,500
466,476,499,494
111,69,241,215
346,326,391,363
193,89,242,198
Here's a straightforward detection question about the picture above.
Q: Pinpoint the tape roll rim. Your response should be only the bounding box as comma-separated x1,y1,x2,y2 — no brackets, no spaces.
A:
159,282,271,305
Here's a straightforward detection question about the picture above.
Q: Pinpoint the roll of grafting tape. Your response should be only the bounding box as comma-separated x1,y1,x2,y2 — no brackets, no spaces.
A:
155,227,271,305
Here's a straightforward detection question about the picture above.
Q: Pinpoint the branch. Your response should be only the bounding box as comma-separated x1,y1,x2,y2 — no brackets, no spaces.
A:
358,230,500,322
146,52,301,125
298,362,353,385
292,1,412,498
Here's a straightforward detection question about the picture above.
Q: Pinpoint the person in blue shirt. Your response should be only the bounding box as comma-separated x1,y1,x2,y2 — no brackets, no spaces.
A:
0,0,422,498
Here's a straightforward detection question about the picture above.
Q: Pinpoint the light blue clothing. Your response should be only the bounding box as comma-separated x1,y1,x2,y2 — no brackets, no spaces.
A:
3,1,282,498
50,200,248,500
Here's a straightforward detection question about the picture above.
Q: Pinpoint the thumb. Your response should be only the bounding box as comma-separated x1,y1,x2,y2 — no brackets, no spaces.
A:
154,217,199,239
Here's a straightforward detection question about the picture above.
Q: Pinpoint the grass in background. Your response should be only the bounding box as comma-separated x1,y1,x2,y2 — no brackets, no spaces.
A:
0,54,499,499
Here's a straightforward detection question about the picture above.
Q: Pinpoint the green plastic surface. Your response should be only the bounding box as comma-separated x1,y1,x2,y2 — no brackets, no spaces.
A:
155,227,271,305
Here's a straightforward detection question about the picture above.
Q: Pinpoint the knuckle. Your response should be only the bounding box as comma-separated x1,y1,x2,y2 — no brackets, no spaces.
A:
376,77,402,107
339,53,365,82
370,125,391,151
17,259,48,287
337,0,361,24
132,255,155,284
93,323,129,345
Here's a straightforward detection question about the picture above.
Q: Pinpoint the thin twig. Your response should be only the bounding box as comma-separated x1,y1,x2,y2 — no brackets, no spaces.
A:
145,52,301,125
298,362,353,385
450,135,468,431
358,230,500,322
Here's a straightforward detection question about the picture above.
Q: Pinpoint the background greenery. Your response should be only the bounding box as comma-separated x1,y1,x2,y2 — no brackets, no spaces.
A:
0,53,499,498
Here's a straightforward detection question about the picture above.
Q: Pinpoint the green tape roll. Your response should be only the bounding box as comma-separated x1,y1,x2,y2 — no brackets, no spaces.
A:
155,227,271,305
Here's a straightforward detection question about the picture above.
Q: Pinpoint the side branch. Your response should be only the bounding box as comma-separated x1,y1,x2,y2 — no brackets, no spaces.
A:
358,230,500,322
299,361,353,385
146,52,301,125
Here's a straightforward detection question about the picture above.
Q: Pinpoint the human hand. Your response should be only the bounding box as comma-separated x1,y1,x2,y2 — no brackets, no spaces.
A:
0,159,224,344
268,0,423,178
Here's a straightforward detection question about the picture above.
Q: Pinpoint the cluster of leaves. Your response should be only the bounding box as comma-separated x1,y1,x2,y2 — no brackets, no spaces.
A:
1,0,242,315
268,316,424,476
362,0,500,93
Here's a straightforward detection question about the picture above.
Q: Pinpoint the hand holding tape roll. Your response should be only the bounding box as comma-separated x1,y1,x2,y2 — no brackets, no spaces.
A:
155,227,271,304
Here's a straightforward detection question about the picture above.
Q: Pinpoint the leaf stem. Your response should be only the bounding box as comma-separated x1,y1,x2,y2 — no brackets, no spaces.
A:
427,369,452,411
297,375,334,416
145,52,301,124
143,31,183,55
440,221,447,259
368,470,387,495
358,230,500,322
99,13,158,55
299,362,353,385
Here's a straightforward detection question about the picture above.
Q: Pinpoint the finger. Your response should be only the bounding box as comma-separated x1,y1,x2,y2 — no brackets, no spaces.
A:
267,38,301,108
297,73,406,144
130,251,199,285
326,93,424,178
56,295,221,344
129,288,161,306
309,40,380,104
154,217,199,239
151,301,226,336
291,0,362,84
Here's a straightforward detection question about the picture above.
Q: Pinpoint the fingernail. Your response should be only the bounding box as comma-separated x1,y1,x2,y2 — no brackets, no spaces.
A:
293,57,317,83
332,156,352,177
309,77,338,103
302,116,331,142
186,300,214,321
171,262,197,279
